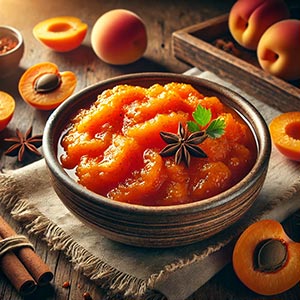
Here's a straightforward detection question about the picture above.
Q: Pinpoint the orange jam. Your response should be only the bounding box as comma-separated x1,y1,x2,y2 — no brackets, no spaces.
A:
59,83,257,206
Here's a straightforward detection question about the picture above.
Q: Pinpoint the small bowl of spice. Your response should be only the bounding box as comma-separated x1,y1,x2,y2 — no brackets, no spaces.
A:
0,25,24,78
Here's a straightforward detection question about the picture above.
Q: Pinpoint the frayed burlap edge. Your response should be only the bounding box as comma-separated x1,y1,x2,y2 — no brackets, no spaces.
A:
1,172,300,300
0,173,164,300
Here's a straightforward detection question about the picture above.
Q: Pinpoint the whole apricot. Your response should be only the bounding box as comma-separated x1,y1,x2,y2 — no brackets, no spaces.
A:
233,219,300,296
257,19,300,81
91,9,147,65
228,0,289,50
33,16,88,52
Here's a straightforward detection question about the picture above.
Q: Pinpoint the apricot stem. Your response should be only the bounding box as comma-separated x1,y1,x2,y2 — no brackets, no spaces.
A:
254,238,287,272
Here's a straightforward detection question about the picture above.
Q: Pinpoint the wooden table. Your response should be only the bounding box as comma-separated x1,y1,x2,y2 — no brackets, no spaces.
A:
0,1,299,299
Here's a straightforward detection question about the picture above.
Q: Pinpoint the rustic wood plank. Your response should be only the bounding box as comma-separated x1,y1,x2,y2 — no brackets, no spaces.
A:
0,1,299,299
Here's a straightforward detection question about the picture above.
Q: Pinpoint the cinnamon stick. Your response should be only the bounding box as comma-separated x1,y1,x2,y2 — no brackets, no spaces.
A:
0,245,37,295
0,216,53,288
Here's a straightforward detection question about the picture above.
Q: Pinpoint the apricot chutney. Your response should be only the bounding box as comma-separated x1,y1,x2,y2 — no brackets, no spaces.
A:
59,82,257,206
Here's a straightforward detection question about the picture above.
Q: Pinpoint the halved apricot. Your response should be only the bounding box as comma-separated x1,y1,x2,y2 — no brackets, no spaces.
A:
269,112,300,161
0,91,15,131
124,112,189,149
227,143,253,181
18,62,76,110
76,85,146,135
190,161,232,200
77,135,142,194
125,85,193,125
222,112,247,143
233,219,300,296
60,131,112,169
108,149,166,205
159,161,189,205
33,16,88,52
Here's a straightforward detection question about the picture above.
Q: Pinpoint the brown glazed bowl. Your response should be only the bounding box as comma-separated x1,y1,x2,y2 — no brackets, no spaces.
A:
0,25,24,78
43,73,271,248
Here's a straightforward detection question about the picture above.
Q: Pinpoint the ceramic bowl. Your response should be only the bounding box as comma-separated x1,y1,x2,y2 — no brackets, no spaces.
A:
0,25,24,78
43,73,271,248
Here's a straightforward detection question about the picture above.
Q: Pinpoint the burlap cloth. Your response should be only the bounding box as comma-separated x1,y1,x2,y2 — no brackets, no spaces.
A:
1,70,300,300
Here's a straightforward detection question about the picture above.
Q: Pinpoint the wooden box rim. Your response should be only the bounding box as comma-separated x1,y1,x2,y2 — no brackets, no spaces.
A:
172,14,300,112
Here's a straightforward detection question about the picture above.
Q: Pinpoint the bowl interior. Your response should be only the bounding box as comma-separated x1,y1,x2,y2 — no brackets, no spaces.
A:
44,73,271,214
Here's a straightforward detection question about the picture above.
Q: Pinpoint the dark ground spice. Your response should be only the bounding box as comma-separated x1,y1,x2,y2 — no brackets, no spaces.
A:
0,35,18,54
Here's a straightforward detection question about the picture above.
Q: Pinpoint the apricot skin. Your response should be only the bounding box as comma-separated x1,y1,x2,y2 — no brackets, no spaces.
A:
257,20,300,81
228,0,289,50
233,219,300,296
91,9,147,65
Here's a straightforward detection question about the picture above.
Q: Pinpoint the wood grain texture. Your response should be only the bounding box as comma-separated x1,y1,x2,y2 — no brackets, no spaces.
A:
0,0,299,299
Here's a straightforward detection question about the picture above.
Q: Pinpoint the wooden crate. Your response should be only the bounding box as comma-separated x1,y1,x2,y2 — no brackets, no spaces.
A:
172,14,300,112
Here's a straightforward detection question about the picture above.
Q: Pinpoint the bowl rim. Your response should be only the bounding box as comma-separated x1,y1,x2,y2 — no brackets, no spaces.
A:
43,72,271,215
0,25,24,56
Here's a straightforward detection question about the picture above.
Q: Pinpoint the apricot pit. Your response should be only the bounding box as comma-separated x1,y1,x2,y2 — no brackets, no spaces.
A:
233,219,300,296
254,238,287,272
34,73,62,93
18,62,76,110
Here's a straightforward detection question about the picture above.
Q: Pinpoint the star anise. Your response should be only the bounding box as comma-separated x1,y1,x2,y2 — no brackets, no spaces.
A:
4,126,43,162
159,122,208,167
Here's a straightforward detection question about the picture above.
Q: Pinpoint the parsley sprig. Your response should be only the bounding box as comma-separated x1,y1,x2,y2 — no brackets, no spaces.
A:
187,105,225,138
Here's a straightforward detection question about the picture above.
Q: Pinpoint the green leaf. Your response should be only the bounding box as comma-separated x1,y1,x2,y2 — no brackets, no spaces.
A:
206,117,225,138
192,105,211,127
187,121,200,133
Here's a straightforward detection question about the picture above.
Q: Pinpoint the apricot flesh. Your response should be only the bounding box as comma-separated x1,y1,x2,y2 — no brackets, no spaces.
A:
269,112,300,161
33,16,88,52
18,62,77,110
0,91,15,131
233,219,300,296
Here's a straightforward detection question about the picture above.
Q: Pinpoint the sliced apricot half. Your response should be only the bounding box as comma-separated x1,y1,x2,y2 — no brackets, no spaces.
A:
0,91,15,131
108,149,165,205
269,112,300,161
33,16,88,52
18,62,76,110
233,219,300,296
